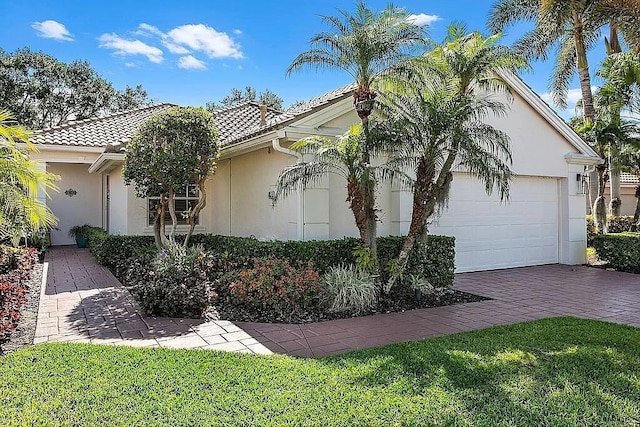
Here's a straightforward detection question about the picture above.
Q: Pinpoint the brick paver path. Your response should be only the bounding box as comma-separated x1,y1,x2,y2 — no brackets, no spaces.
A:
239,264,640,357
35,247,640,358
34,247,271,354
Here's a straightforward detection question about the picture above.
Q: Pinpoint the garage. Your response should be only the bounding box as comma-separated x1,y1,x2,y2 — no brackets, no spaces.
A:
431,174,560,273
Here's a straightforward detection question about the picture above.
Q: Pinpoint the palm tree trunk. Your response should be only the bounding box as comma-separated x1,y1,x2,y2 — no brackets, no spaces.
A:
360,119,379,272
631,185,640,231
594,164,608,233
609,166,621,216
573,12,595,121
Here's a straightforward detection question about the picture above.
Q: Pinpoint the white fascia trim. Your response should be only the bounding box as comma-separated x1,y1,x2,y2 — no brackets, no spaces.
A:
218,131,278,159
88,153,124,174
27,144,106,154
498,71,600,159
564,153,603,166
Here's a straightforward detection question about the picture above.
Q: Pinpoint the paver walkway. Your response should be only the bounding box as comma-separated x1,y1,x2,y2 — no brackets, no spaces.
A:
35,247,640,358
34,246,271,354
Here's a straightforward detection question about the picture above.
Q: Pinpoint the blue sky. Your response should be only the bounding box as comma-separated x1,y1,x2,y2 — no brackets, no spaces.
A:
3,0,610,117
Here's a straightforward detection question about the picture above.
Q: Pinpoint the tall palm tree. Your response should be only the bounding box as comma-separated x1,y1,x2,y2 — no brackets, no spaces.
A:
381,27,525,288
0,109,58,243
488,0,639,230
286,0,426,268
597,52,640,215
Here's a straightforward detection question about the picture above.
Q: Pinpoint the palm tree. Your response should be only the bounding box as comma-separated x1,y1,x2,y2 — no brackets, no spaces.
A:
286,0,426,268
274,123,392,254
381,27,525,288
597,52,640,215
0,109,58,243
488,0,640,231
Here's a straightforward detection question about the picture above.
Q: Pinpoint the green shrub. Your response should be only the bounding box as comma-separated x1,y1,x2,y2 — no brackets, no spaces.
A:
228,257,322,317
90,233,456,291
322,264,378,313
587,215,637,245
592,232,640,273
126,245,213,318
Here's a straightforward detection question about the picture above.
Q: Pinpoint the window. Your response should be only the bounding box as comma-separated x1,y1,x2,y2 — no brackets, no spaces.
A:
148,184,200,226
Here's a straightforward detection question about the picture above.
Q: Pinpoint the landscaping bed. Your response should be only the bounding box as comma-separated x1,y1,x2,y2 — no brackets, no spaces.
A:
1,317,639,426
0,246,40,354
82,229,491,323
209,287,487,323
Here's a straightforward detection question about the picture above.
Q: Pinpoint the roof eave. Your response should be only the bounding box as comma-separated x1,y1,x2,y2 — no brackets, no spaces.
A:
88,153,124,174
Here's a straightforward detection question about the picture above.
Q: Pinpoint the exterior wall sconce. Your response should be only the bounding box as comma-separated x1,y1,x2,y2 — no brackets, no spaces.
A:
576,173,587,195
64,188,78,197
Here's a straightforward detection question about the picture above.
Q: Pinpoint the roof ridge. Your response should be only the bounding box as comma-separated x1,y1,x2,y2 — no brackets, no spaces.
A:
35,103,175,134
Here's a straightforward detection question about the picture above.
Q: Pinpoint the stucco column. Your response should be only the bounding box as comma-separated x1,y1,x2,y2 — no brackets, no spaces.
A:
303,170,330,240
560,159,593,265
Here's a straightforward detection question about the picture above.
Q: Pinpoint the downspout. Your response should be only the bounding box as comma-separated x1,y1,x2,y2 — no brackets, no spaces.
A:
228,158,232,236
272,137,304,240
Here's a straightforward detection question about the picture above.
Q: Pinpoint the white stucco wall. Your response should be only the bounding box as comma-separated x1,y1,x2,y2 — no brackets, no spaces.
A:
211,147,297,240
46,163,103,245
108,166,128,235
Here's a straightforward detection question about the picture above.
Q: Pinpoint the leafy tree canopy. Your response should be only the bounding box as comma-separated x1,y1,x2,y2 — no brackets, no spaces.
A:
122,107,219,249
0,48,153,129
206,86,284,111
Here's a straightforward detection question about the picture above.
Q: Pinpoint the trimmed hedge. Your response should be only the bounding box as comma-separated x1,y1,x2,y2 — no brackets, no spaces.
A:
87,232,456,289
587,215,637,245
592,232,640,273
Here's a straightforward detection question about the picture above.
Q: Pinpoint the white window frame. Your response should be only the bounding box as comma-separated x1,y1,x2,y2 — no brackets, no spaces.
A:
147,184,200,227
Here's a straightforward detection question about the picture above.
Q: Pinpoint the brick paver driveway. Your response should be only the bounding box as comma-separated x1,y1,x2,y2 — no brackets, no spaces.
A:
35,247,640,358
240,264,640,357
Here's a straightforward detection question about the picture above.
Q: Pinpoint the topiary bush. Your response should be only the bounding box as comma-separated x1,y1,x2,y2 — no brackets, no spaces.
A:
228,257,322,319
592,232,640,273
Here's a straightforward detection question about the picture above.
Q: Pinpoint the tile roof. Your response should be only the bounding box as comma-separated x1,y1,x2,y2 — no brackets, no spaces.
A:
211,102,280,146
31,83,358,151
621,172,639,184
32,104,175,148
224,82,357,145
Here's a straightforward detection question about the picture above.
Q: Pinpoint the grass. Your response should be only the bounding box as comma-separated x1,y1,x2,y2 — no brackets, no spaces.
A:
1,317,639,426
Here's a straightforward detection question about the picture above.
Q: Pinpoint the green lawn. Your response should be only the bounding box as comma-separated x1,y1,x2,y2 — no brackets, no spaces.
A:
1,317,639,426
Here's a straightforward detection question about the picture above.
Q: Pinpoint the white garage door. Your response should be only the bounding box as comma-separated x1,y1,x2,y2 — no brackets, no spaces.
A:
430,174,559,273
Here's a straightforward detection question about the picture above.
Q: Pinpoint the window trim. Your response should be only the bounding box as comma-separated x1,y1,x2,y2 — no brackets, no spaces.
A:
147,184,201,227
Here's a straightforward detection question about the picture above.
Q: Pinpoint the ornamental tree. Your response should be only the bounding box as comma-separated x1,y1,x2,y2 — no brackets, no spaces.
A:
123,107,219,250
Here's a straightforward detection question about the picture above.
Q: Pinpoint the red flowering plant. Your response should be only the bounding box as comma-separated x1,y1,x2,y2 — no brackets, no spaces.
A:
1,246,38,345
229,257,322,316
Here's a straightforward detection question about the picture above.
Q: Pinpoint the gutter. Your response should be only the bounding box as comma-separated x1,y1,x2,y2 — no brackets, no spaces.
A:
272,136,304,241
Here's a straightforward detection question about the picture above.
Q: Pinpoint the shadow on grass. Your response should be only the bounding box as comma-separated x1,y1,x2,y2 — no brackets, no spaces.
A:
318,317,640,425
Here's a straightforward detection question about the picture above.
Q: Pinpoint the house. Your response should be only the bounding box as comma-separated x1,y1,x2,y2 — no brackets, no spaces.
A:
31,72,600,273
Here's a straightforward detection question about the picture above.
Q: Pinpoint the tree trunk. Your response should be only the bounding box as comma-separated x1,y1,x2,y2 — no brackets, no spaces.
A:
594,165,608,233
347,179,368,243
609,166,621,216
587,169,598,214
387,148,457,292
360,117,378,273
184,179,207,248
573,12,595,121
631,185,640,231
152,212,163,250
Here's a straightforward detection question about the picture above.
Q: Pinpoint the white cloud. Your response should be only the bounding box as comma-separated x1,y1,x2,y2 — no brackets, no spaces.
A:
32,20,73,41
136,23,191,54
407,13,441,27
167,24,243,58
540,86,599,107
98,33,164,63
136,23,164,37
233,29,243,35
177,55,207,70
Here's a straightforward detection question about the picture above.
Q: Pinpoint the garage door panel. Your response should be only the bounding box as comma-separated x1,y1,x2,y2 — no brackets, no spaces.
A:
431,174,559,273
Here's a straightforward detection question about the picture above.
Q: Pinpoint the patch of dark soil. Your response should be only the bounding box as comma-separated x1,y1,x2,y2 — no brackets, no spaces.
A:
207,287,490,324
0,262,44,355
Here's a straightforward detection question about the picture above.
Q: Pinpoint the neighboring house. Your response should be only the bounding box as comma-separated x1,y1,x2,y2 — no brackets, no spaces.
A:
31,73,600,273
605,173,638,216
